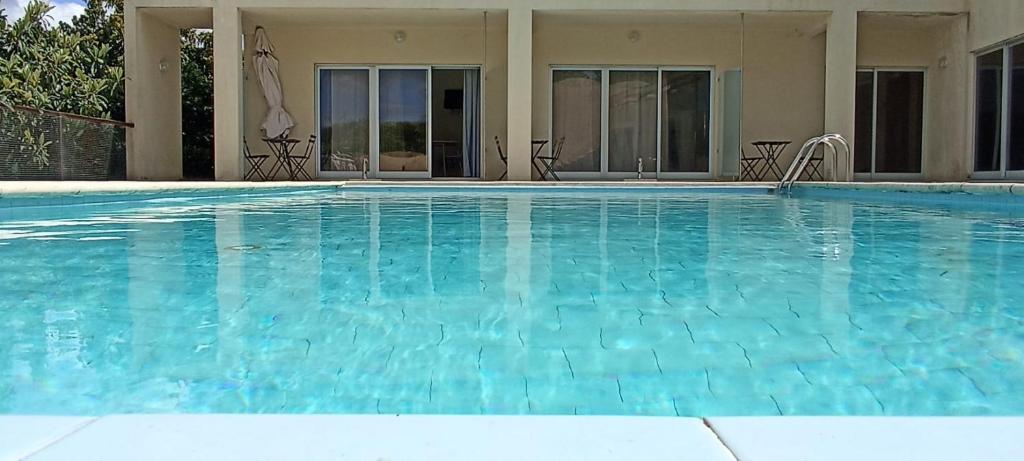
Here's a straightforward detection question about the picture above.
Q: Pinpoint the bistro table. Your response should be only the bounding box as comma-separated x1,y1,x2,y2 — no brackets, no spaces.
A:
751,140,791,181
531,139,549,180
263,137,302,180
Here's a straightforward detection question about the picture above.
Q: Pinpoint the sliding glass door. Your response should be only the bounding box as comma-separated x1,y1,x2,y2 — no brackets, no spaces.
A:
974,41,1024,179
550,67,712,179
854,69,925,179
317,65,481,179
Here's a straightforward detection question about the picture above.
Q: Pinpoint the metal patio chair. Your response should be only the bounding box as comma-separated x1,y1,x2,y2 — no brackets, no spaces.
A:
537,136,564,181
288,134,315,180
494,136,508,180
801,150,825,181
243,138,270,181
740,148,764,181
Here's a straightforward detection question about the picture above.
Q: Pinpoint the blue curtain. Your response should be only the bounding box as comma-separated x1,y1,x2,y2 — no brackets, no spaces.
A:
463,69,481,177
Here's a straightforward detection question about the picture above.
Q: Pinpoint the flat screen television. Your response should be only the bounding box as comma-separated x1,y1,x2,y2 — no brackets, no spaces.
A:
443,89,463,110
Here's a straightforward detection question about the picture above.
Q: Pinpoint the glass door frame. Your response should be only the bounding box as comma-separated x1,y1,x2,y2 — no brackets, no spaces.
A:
548,65,714,180
854,67,927,181
972,38,1024,180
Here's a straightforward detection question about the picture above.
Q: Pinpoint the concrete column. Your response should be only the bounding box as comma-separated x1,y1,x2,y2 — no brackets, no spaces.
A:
824,7,857,181
125,8,183,180
213,5,244,181
506,8,533,181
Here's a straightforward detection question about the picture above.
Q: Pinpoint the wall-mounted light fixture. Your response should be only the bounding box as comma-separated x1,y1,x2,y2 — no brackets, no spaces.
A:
627,30,641,43
158,59,169,72
938,55,949,69
394,30,407,44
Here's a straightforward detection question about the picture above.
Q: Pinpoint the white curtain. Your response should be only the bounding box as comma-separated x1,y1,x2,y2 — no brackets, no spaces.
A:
463,69,481,177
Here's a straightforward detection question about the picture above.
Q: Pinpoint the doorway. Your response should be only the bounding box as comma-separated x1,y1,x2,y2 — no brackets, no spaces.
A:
854,69,925,179
431,68,481,178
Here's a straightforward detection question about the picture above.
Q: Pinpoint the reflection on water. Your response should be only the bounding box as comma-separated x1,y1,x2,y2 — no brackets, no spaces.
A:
0,191,1023,416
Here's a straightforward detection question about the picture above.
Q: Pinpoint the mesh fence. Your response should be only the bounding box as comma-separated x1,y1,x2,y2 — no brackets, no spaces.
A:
0,105,130,180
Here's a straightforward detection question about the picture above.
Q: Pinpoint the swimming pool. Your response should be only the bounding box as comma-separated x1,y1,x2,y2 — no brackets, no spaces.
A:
1,186,1022,416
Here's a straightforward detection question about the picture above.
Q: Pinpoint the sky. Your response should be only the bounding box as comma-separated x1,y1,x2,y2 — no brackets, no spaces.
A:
1,0,86,24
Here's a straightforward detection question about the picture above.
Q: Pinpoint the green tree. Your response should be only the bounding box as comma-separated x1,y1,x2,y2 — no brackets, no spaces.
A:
69,0,125,121
181,29,214,179
0,0,122,117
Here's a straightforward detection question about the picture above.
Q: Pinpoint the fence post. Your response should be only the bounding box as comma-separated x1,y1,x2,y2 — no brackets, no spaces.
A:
58,114,65,180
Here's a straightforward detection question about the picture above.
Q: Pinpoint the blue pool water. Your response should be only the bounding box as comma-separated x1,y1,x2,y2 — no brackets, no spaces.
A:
1,187,1023,416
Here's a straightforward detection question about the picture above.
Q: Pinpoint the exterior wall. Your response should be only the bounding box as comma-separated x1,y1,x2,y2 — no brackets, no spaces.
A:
741,23,826,173
125,8,183,180
858,15,971,181
969,0,1024,51
240,13,508,179
124,0,985,182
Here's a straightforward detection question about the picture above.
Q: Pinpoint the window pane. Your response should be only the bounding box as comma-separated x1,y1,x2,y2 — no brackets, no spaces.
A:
875,71,924,174
660,71,711,173
608,70,658,173
854,71,875,174
1010,44,1024,170
975,50,1004,172
379,69,428,172
552,70,602,172
319,69,369,172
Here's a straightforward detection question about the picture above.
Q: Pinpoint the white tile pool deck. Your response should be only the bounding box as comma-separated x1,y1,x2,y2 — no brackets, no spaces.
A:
2,180,1023,459
4,415,1023,460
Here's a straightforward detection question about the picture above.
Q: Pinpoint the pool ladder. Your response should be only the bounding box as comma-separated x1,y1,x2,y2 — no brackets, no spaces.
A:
777,134,852,193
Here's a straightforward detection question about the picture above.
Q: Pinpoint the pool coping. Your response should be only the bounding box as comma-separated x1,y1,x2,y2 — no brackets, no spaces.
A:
5,415,1023,460
0,180,1022,198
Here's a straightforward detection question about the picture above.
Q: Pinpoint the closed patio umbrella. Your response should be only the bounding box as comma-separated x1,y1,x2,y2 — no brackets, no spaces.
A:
252,27,294,139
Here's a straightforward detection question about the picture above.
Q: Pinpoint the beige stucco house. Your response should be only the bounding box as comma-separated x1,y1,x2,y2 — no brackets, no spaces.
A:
124,0,1024,182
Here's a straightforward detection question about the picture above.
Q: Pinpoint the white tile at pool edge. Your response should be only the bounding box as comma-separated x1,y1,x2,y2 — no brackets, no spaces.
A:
706,417,1024,461
28,415,734,461
0,416,96,460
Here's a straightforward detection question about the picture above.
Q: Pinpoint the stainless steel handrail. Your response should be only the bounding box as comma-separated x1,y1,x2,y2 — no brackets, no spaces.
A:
777,134,851,193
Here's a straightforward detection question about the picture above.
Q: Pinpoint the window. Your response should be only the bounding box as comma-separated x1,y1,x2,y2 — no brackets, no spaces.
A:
974,41,1024,177
855,69,925,177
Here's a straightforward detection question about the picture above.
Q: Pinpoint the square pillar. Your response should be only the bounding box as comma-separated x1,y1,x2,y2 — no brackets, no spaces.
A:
824,8,857,181
213,5,243,181
506,8,533,181
125,8,183,180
